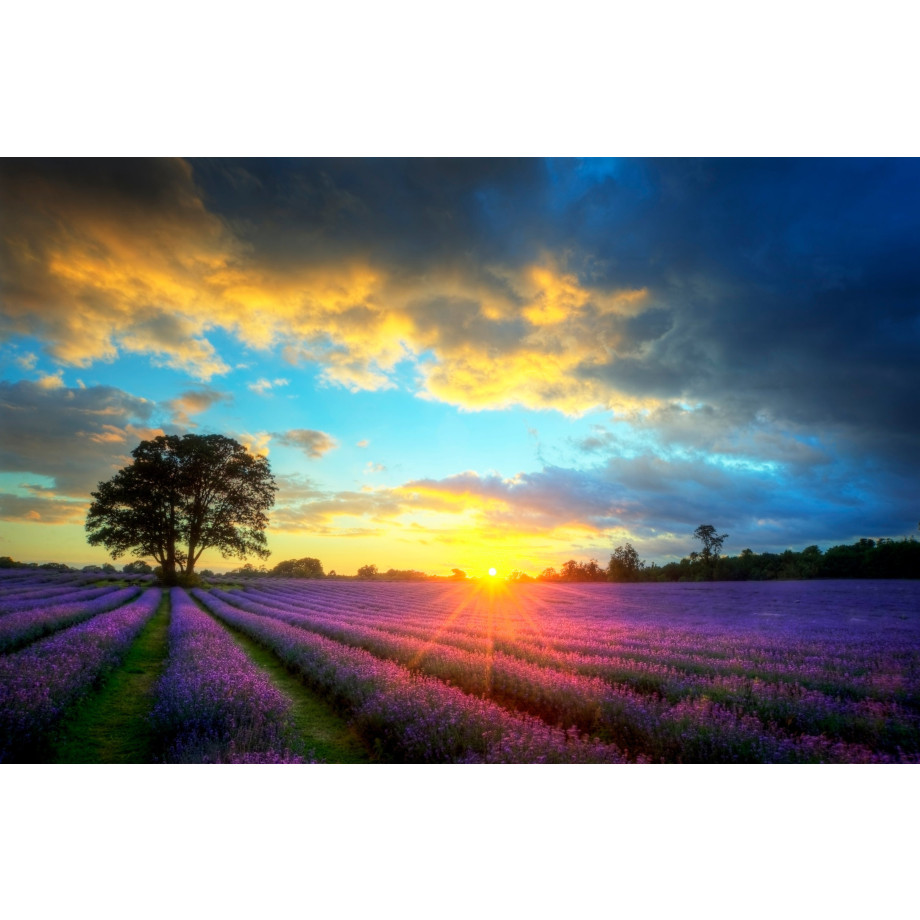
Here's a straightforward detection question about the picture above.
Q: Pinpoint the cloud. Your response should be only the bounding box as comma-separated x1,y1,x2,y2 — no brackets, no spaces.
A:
272,428,338,459
248,377,290,395
270,487,407,536
0,158,237,380
0,493,87,524
237,431,271,457
2,158,918,487
0,379,157,497
37,371,65,389
165,386,231,428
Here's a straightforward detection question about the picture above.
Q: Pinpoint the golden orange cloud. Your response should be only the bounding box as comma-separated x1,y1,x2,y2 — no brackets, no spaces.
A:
1,161,661,415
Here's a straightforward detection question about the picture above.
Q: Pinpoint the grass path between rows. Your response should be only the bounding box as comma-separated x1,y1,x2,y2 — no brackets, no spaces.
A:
217,617,372,763
52,589,373,764
51,593,171,764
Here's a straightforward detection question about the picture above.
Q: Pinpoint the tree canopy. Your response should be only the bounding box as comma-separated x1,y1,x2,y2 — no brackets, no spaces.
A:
85,434,277,585
272,557,325,578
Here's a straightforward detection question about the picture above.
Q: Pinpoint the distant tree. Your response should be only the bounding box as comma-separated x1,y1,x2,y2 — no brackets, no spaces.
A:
450,568,467,580
228,562,267,578
382,568,429,580
538,567,560,582
86,434,276,586
582,559,606,581
0,556,17,569
357,564,379,578
123,560,153,574
693,524,729,578
560,560,581,581
272,557,324,578
508,569,534,582
607,544,644,582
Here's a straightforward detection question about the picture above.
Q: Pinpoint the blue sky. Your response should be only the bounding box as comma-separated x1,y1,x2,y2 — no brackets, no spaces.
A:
1,158,917,574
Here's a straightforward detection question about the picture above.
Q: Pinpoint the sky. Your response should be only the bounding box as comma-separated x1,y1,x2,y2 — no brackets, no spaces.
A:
1,157,918,575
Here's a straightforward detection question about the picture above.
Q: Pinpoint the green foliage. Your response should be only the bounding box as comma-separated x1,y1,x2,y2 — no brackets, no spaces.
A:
122,560,153,574
642,536,920,582
51,593,171,764
535,560,608,582
607,544,645,582
226,563,268,578
86,434,277,586
271,557,325,578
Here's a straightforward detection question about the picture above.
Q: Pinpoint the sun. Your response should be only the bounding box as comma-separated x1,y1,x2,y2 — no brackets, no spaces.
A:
488,567,497,577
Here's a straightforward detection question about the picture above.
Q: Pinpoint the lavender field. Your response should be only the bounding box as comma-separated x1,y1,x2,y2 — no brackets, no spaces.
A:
2,568,918,763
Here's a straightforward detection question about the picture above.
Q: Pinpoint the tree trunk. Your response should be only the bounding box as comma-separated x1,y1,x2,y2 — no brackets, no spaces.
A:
160,557,179,586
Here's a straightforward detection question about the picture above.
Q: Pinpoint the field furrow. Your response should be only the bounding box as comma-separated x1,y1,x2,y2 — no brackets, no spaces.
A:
193,589,630,763
211,585,917,761
0,586,143,653
0,588,162,762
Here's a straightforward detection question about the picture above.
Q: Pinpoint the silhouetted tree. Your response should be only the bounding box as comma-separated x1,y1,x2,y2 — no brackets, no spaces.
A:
86,434,276,586
357,564,378,578
693,524,728,579
122,560,153,574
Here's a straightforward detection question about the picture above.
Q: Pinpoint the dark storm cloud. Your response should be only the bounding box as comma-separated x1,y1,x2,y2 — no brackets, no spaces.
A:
186,158,919,467
189,157,550,268
0,380,158,496
562,159,920,466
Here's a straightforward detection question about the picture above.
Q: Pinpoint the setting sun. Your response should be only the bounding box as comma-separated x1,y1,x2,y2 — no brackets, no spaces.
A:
488,567,497,576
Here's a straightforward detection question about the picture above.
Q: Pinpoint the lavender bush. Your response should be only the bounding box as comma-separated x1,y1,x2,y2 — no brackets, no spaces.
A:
150,589,306,763
0,588,162,761
0,586,142,653
193,589,630,763
214,579,920,763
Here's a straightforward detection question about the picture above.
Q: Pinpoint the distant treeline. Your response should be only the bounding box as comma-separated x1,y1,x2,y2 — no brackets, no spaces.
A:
6,535,919,583
524,537,920,583
226,558,437,581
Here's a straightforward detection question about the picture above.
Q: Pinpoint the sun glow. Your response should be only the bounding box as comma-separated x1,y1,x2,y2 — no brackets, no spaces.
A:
488,567,497,577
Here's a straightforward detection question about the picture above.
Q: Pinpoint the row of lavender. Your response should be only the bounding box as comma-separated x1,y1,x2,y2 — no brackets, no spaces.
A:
0,576,313,763
0,588,163,761
192,589,631,762
245,581,920,718
244,579,920,691
4,572,918,763
218,579,920,762
152,589,310,763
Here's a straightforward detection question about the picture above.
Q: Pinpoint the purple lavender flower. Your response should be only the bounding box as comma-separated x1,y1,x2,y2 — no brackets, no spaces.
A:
0,588,162,762
151,588,304,763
